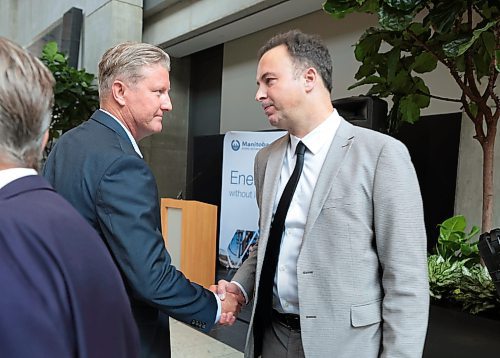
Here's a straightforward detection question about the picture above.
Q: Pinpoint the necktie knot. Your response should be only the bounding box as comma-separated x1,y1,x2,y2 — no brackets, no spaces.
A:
295,141,306,157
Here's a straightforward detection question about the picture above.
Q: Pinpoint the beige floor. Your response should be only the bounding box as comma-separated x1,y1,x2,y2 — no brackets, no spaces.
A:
170,318,244,358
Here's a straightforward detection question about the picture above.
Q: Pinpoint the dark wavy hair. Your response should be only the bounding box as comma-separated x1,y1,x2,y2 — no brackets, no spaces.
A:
258,30,332,93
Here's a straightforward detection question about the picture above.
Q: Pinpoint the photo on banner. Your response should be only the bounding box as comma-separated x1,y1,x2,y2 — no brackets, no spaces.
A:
219,131,285,268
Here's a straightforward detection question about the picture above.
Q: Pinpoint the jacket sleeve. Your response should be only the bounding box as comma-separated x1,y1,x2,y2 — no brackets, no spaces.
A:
231,148,267,299
373,140,429,358
95,155,217,332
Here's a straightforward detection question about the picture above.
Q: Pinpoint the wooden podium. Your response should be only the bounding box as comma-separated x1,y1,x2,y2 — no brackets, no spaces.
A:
160,198,217,288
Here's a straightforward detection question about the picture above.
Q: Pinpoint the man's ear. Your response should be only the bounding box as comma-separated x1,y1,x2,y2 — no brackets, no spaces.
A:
111,80,127,106
41,130,49,152
303,67,318,92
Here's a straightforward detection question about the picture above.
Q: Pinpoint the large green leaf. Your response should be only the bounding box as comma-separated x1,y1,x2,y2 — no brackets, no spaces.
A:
443,36,471,58
379,4,414,31
425,0,467,34
407,21,428,36
443,20,498,58
391,70,412,92
355,32,383,61
383,0,422,11
399,96,420,122
413,77,431,107
42,41,58,59
367,83,390,96
412,52,438,73
473,44,493,79
347,75,386,90
354,62,377,79
481,30,496,57
408,91,430,108
386,46,401,82
441,215,467,233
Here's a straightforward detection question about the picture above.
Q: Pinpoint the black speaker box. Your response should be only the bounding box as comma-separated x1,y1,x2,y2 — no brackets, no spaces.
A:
333,96,388,132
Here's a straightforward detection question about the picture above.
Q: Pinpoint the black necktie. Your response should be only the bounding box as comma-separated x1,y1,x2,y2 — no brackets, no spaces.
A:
253,141,306,357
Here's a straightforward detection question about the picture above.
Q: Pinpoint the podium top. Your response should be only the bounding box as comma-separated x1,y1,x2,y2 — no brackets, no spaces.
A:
161,198,217,210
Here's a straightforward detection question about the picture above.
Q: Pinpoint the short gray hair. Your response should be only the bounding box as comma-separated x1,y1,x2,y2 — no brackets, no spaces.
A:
98,42,170,99
0,37,54,170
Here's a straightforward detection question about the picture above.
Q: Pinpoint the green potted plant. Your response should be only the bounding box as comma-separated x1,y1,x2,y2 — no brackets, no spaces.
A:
424,215,500,355
40,41,99,155
323,0,499,232
428,215,499,315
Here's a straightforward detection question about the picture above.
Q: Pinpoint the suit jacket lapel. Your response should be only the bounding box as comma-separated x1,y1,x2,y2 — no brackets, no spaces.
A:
257,135,288,270
304,119,355,236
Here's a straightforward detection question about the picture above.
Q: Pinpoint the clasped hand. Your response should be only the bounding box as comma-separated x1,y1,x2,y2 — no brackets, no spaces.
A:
209,280,245,326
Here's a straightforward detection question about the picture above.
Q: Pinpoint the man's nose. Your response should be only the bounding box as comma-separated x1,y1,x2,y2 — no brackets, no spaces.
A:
255,86,266,102
161,94,173,112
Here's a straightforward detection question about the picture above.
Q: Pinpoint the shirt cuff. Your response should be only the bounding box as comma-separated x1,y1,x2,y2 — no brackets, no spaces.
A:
213,292,222,324
231,281,249,304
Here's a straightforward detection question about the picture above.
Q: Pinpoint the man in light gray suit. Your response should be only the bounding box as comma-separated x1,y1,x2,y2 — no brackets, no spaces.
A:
215,30,429,357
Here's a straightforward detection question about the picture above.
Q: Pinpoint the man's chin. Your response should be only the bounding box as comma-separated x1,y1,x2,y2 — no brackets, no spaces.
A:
267,117,281,128
151,120,163,133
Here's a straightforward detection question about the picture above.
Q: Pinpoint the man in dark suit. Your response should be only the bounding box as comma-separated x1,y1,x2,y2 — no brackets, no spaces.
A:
0,37,139,357
43,42,242,357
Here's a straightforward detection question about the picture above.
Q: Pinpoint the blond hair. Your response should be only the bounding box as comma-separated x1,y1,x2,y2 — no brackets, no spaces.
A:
0,37,55,170
98,42,170,100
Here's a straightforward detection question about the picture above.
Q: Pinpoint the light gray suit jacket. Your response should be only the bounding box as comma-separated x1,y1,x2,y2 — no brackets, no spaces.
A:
233,118,429,358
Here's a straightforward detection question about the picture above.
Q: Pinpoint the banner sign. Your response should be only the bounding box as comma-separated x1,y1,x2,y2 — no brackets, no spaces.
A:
218,131,285,268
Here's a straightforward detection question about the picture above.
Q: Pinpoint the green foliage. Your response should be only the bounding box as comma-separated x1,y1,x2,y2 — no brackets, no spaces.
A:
40,41,99,150
323,0,500,132
428,255,499,314
436,215,480,266
428,216,500,315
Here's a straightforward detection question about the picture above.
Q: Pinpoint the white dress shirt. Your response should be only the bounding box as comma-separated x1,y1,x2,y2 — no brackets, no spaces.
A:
273,110,341,314
0,168,38,190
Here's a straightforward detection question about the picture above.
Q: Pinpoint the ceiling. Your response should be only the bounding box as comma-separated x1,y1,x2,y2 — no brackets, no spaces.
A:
144,0,323,57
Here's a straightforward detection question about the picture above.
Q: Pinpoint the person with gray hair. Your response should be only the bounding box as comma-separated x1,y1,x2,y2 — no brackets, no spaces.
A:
44,41,243,357
0,37,139,357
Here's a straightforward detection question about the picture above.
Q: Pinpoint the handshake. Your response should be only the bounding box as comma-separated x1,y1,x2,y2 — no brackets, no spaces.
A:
209,280,246,326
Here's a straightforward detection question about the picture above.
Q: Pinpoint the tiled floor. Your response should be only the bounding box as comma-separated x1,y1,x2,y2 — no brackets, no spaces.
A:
170,318,243,357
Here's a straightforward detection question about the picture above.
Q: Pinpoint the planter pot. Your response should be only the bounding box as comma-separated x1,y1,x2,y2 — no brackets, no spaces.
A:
423,304,500,357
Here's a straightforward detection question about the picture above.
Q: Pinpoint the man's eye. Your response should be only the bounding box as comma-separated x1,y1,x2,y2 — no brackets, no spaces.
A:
266,78,276,85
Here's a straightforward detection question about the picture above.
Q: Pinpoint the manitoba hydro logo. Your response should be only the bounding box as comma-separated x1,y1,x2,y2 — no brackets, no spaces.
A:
231,138,270,151
231,139,241,151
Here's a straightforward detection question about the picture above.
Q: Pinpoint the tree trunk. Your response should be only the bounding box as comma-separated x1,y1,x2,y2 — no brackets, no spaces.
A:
481,124,497,232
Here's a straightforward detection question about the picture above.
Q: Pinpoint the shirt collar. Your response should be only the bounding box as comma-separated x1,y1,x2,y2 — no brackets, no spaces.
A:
289,109,341,155
0,168,37,190
99,109,143,158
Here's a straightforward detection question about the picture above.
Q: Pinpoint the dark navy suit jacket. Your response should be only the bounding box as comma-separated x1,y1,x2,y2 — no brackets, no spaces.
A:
0,175,139,357
43,110,217,357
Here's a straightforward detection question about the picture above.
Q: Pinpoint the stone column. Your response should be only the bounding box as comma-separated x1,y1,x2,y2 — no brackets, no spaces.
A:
83,0,143,75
